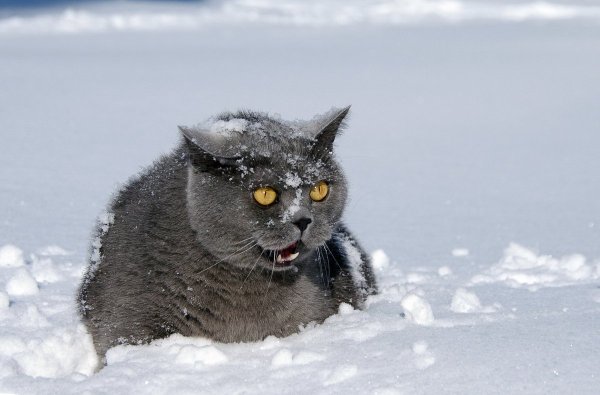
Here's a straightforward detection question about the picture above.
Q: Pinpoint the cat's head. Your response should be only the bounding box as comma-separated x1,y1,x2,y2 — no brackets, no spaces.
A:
180,107,350,272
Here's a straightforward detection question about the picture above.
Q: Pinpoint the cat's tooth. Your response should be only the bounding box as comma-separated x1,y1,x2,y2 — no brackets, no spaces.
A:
288,252,300,261
276,254,284,263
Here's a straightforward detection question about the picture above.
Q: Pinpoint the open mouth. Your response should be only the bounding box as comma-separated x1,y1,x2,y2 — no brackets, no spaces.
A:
264,241,300,267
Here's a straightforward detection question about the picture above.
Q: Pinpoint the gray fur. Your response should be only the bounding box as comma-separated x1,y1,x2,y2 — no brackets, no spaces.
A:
78,107,377,364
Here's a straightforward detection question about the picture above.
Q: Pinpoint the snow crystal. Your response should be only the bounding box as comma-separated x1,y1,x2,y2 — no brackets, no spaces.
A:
401,293,434,325
470,243,598,290
324,364,358,386
450,288,482,313
6,268,39,296
451,248,469,257
283,171,302,188
0,244,25,268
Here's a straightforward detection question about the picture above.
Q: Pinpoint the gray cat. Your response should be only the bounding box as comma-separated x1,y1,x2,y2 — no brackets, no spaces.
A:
78,106,377,364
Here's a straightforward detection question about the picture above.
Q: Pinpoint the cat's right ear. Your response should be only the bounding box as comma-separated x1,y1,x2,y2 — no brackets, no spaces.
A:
179,126,240,169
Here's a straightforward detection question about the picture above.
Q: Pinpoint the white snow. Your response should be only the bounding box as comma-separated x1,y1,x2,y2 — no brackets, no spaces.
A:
5,269,39,296
371,249,390,271
451,248,469,257
0,245,25,268
174,345,228,366
37,245,72,257
270,348,294,367
470,243,599,291
400,293,435,325
0,292,9,310
324,364,358,386
450,287,482,313
208,118,249,134
280,188,303,223
340,235,368,293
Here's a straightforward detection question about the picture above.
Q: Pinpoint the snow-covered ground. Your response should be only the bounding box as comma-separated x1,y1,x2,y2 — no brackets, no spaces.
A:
1,1,599,393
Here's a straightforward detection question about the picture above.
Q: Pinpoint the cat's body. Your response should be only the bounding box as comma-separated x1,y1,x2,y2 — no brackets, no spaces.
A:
79,107,377,362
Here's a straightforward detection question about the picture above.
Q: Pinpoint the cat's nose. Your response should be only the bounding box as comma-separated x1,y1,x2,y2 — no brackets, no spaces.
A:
293,217,312,232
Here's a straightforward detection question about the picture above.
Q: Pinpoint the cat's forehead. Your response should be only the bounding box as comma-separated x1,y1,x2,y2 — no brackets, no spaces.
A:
244,155,331,189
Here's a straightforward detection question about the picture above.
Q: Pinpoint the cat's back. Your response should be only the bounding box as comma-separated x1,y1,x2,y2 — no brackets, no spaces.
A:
79,147,191,310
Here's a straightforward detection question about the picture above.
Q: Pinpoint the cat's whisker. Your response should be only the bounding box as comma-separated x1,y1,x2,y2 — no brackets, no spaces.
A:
240,250,264,290
231,236,256,246
195,241,258,275
323,243,343,271
264,249,276,297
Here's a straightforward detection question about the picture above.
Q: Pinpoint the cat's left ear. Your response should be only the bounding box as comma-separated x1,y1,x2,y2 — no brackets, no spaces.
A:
179,125,241,168
311,106,350,158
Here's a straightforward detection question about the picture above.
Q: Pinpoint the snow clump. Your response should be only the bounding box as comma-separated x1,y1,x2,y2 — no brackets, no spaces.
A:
0,244,25,268
401,293,434,325
450,288,482,313
470,243,599,290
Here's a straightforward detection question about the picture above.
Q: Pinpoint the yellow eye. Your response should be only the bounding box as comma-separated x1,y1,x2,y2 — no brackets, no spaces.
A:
253,187,278,206
310,180,329,202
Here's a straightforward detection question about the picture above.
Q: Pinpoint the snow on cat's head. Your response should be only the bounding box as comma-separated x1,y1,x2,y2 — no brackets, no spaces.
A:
180,107,350,271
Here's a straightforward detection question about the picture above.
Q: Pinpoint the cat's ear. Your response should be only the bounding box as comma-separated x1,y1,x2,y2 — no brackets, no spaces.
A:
179,126,241,168
311,106,350,158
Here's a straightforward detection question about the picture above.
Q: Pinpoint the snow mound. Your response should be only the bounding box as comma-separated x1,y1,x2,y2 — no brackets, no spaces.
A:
0,244,25,268
10,326,97,378
470,243,599,291
5,268,39,296
450,287,482,313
